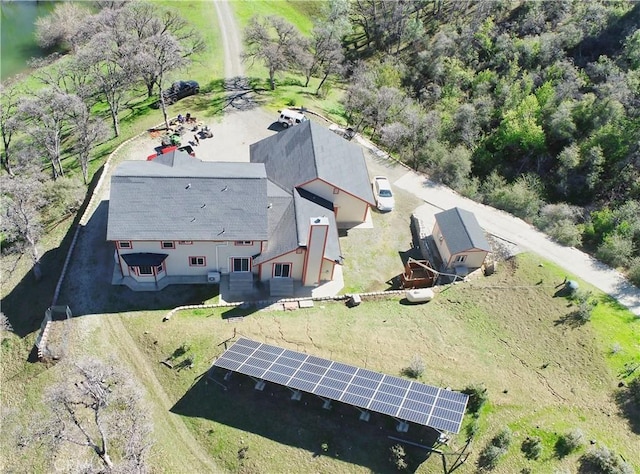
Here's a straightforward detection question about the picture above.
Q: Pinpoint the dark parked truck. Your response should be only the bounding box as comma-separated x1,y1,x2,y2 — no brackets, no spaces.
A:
154,80,199,107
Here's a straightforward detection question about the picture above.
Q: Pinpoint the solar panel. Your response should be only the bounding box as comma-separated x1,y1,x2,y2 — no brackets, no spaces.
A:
213,338,469,433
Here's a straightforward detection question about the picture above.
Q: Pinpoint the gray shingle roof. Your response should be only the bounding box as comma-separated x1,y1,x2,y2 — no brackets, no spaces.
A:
250,120,375,205
293,189,340,262
107,151,269,241
254,188,341,265
434,207,491,254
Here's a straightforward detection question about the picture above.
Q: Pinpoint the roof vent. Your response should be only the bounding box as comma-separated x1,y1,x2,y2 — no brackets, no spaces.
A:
185,183,191,189
314,218,321,223
218,228,225,235
221,186,228,192
201,203,206,208
267,203,273,209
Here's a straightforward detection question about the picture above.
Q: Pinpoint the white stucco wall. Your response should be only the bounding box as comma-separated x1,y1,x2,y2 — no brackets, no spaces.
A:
432,223,452,265
258,250,306,282
299,179,369,226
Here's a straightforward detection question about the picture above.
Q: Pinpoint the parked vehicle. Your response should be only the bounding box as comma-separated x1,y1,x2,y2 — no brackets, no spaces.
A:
278,109,308,128
154,80,199,107
372,176,395,211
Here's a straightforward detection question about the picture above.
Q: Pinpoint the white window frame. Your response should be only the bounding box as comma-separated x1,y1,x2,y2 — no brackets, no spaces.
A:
189,256,206,267
232,257,250,272
273,263,291,278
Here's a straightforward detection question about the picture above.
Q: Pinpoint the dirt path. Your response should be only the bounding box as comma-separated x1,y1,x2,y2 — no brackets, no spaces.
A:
103,315,220,473
214,0,244,79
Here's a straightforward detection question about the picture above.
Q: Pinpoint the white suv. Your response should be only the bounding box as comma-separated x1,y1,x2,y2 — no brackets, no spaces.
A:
373,176,395,212
278,109,309,128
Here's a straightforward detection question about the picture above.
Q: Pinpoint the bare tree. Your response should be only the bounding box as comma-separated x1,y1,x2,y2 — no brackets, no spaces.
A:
243,16,304,90
349,0,424,54
0,82,21,176
303,24,346,94
1,174,46,281
141,33,188,129
26,358,152,472
71,106,109,184
29,54,95,102
76,29,138,138
34,2,92,52
18,88,84,179
123,3,205,98
382,103,440,170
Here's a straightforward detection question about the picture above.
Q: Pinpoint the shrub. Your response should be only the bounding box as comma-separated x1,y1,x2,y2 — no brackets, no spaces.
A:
580,446,634,474
535,203,583,247
547,221,583,247
402,355,425,379
389,444,408,471
462,384,488,414
482,173,543,222
478,444,505,470
570,290,596,324
596,234,634,268
555,428,584,457
466,419,480,439
627,257,640,287
492,428,513,450
521,436,543,460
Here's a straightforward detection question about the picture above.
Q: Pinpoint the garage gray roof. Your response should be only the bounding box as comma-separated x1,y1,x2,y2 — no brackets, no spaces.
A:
107,151,269,241
250,120,375,205
435,207,491,254
293,189,340,262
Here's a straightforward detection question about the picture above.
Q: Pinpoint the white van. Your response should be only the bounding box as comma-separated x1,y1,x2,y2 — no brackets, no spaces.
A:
278,109,309,128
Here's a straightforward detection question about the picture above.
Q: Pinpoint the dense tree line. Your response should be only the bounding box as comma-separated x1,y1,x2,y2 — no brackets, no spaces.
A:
1,1,203,279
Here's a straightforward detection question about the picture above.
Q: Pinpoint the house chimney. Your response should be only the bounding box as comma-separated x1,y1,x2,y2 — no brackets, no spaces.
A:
302,217,329,286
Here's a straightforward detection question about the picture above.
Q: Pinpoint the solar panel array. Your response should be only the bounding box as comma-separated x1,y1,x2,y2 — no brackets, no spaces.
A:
213,338,468,433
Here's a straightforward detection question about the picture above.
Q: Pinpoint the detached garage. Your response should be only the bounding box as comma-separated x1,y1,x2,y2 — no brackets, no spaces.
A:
432,207,491,271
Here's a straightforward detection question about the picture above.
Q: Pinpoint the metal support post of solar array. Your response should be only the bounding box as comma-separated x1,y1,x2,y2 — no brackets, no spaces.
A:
211,338,469,434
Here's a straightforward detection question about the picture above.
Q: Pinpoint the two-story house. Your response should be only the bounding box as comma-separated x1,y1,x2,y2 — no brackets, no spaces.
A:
107,120,375,297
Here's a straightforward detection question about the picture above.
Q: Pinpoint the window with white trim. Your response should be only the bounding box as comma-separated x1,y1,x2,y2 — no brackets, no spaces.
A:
232,257,250,272
189,256,206,266
235,241,252,246
178,240,192,245
454,255,467,263
161,241,175,249
273,263,291,278
118,241,132,249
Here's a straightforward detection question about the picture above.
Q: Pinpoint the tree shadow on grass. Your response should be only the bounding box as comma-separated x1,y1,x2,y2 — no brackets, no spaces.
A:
613,384,640,435
171,372,436,473
553,310,589,328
